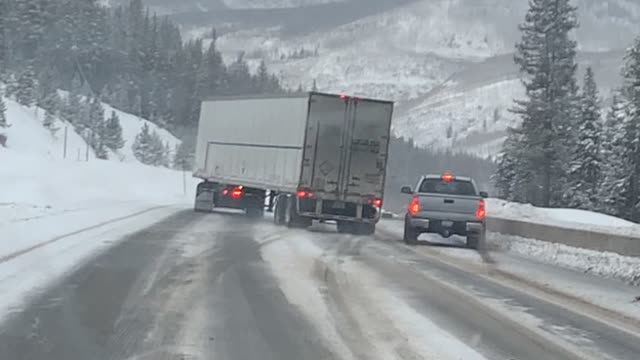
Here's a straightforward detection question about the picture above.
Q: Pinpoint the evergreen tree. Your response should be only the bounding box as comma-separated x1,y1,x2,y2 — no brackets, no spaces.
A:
162,141,171,167
132,122,155,165
173,138,194,171
4,74,18,99
565,67,602,209
497,0,580,207
61,87,82,126
103,110,125,151
598,94,630,216
88,96,107,159
0,91,7,128
620,37,640,221
312,79,318,91
16,65,37,106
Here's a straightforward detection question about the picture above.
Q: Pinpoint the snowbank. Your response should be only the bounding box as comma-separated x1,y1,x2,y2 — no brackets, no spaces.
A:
0,92,201,323
487,199,640,236
489,233,640,286
0,93,199,259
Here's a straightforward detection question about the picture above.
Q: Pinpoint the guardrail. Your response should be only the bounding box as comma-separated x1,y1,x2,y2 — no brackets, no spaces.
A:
486,217,640,257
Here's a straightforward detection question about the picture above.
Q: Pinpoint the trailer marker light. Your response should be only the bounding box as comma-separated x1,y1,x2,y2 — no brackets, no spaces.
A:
222,189,229,196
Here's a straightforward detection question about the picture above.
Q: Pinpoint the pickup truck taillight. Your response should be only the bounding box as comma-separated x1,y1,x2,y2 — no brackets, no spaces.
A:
408,196,420,215
476,199,486,219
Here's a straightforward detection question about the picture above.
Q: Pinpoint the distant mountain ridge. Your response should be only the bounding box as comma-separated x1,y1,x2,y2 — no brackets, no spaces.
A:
147,0,640,156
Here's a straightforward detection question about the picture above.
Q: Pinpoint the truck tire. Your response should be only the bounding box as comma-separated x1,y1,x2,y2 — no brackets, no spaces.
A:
403,219,419,245
337,221,352,234
353,223,375,235
273,194,286,225
466,230,485,250
194,182,216,212
285,196,311,228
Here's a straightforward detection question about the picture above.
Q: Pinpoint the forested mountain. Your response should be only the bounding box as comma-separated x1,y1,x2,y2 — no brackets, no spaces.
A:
0,0,283,142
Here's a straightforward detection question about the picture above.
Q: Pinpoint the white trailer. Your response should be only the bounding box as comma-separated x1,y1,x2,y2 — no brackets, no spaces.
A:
193,92,394,234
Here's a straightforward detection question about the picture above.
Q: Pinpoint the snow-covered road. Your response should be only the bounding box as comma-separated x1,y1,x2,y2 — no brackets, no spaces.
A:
0,210,639,360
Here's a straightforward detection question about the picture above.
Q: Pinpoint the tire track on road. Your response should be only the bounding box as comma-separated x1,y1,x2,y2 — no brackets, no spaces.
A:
0,206,170,265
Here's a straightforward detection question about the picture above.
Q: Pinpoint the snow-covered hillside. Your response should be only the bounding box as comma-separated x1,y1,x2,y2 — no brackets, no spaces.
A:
196,0,639,155
0,93,198,321
4,91,181,164
223,0,346,8
0,93,196,221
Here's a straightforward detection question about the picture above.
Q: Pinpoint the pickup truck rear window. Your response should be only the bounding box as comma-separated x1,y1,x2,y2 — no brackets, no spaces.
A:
418,179,477,196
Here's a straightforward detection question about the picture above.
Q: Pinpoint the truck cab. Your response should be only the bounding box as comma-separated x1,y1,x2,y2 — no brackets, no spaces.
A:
402,173,488,249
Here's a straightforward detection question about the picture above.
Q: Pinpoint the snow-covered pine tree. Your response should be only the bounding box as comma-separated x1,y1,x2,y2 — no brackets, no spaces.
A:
256,60,269,93
0,90,7,128
15,65,37,107
505,0,580,207
4,74,18,99
88,96,107,159
61,87,82,126
103,111,125,151
620,37,640,221
162,141,171,168
148,130,167,166
565,67,602,209
132,123,154,165
598,94,631,217
173,139,194,171
203,28,224,97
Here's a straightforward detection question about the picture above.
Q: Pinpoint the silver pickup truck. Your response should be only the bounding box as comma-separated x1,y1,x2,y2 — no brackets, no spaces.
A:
401,173,488,249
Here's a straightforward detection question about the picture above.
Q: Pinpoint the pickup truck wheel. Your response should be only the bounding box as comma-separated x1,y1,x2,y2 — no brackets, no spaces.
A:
403,220,419,245
466,230,485,250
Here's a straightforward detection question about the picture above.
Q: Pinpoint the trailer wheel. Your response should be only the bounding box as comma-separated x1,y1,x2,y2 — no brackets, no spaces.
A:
194,182,216,212
285,196,311,228
337,221,352,234
356,223,376,236
274,194,286,225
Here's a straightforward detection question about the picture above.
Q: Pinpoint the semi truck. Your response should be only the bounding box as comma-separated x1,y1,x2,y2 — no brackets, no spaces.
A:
193,92,394,235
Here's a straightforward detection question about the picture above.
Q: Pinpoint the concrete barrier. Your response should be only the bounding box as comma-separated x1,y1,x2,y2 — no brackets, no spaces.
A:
486,217,640,257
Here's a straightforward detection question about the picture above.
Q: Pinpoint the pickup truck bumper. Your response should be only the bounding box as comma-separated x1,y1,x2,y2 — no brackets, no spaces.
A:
408,215,485,236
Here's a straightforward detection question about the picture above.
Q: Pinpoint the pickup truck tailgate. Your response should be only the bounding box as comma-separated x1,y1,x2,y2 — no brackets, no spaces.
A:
418,193,480,215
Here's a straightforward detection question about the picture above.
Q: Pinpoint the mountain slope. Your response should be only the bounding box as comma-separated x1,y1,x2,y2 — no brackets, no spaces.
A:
171,0,640,155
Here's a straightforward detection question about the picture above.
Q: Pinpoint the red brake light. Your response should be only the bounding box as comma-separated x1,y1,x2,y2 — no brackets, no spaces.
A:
408,196,420,215
231,186,243,198
297,190,307,198
339,93,347,99
222,189,229,196
373,198,382,207
476,199,486,219
442,173,455,182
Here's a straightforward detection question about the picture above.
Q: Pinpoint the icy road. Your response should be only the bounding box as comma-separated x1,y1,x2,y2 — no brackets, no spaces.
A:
1,209,639,360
